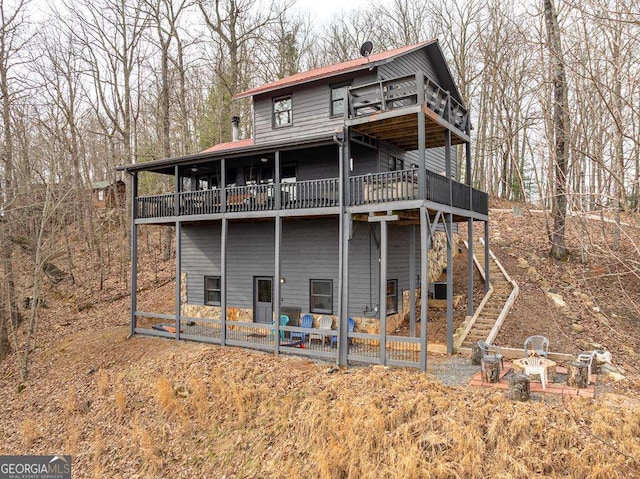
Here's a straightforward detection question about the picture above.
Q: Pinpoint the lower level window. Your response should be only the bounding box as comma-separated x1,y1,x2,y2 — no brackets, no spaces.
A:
386,279,398,314
310,279,333,314
205,276,221,305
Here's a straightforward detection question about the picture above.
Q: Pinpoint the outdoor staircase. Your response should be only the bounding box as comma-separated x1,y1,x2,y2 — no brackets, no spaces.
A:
454,238,519,349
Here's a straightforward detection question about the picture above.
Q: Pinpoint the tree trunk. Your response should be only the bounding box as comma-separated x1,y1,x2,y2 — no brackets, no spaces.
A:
544,0,570,261
567,361,589,389
507,374,530,401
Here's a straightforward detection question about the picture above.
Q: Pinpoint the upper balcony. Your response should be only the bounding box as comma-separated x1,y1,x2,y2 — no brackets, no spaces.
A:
345,72,469,150
135,169,488,222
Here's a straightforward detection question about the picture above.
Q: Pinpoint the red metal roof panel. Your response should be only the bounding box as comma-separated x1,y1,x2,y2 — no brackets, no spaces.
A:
201,138,254,153
233,40,434,100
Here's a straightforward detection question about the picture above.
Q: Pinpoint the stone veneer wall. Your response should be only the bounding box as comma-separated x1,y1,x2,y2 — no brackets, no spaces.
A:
179,231,457,335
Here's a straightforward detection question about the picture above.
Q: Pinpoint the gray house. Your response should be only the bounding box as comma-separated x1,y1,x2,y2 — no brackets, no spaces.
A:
118,40,489,370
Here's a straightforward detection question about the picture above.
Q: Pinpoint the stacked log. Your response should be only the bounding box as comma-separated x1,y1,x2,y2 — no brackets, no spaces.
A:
567,361,589,388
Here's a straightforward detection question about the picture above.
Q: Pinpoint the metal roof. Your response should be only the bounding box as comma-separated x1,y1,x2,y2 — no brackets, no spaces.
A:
233,40,436,100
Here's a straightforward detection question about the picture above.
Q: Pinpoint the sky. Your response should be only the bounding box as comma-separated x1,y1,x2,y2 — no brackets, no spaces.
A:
291,0,369,23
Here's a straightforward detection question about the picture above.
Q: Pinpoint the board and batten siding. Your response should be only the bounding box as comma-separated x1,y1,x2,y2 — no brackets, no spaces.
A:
181,219,420,319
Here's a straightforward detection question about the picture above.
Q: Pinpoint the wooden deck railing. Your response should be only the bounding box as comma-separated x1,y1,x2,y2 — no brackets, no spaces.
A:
135,171,488,219
346,73,469,132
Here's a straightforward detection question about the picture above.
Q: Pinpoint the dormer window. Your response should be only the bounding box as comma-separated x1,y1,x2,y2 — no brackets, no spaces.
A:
273,95,292,127
330,82,351,117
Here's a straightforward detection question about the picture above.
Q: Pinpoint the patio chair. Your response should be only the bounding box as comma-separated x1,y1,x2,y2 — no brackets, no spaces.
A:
269,314,289,341
290,314,313,343
523,355,547,389
524,335,549,359
330,317,355,347
309,315,333,346
478,340,503,369
576,352,594,385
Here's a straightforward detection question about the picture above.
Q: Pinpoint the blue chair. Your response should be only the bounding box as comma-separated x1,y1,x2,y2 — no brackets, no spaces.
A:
290,314,313,343
331,317,355,347
270,314,289,341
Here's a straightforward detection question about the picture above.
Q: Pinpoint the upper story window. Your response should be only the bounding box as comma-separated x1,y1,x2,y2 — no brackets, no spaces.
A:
273,95,292,127
330,82,351,117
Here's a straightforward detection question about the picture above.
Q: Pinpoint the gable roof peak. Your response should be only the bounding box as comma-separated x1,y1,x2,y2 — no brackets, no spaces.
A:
233,40,436,100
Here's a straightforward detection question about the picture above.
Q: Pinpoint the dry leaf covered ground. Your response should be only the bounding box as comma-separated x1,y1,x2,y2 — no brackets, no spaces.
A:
1,328,639,478
1,206,640,478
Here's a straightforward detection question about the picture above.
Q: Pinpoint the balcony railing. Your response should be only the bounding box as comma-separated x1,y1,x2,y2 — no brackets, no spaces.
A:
347,73,469,132
135,171,488,219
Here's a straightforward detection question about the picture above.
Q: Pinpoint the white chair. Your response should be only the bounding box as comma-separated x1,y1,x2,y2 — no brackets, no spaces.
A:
576,352,594,385
309,316,333,346
524,335,550,359
524,356,547,389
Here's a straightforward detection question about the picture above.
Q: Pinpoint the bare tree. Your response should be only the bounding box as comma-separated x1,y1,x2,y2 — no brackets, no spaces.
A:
0,0,30,360
544,0,570,260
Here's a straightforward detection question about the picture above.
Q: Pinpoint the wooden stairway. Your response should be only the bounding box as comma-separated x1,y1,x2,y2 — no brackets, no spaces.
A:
455,239,519,349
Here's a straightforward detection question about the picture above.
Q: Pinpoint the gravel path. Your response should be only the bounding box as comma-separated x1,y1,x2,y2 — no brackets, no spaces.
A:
427,355,478,386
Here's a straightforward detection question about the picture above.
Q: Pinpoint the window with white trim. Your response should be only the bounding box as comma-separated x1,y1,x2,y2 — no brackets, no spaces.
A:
273,96,292,127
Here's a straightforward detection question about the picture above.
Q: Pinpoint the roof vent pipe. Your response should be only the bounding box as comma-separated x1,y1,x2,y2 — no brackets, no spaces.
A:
231,116,240,141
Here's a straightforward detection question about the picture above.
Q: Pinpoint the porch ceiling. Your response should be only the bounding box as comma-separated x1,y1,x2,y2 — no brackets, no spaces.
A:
349,107,467,150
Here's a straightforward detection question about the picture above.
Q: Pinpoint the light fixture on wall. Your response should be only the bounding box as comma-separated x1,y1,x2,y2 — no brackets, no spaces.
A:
260,157,269,163
190,166,198,173
280,277,286,284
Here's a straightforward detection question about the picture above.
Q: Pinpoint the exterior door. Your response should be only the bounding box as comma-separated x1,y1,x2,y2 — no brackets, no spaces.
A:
254,277,273,323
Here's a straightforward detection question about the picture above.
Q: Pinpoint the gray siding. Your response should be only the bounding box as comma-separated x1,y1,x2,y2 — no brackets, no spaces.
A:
181,219,421,319
379,50,437,84
350,143,379,176
252,71,378,145
378,141,453,179
282,146,338,181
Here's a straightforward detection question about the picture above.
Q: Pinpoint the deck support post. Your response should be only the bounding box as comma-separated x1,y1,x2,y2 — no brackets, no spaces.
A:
338,213,350,367
221,217,228,345
174,165,180,216
274,214,282,354
419,206,429,371
130,172,138,336
444,101,454,355
379,219,388,365
484,220,490,293
446,213,453,354
275,151,281,210
338,128,350,367
418,112,426,200
466,115,474,317
409,224,416,337
417,71,425,200
175,220,182,340
467,218,474,317
368,213,399,366
220,158,226,213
